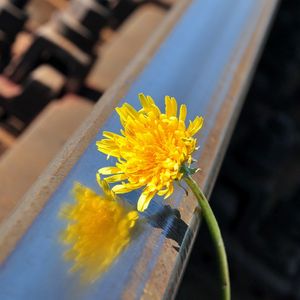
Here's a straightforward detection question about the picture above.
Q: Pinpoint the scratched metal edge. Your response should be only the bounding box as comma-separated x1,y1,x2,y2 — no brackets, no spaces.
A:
162,1,280,299
0,0,193,264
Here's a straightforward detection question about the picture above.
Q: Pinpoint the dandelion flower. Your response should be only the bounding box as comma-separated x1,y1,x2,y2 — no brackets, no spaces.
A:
97,93,203,211
59,178,139,283
96,94,230,299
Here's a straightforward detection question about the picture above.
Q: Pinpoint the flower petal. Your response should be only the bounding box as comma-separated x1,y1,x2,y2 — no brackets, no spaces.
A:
164,183,174,199
187,116,204,136
98,166,122,175
112,184,134,194
96,94,204,211
137,190,156,211
165,96,178,118
139,93,152,111
116,103,139,121
104,174,128,183
179,104,187,122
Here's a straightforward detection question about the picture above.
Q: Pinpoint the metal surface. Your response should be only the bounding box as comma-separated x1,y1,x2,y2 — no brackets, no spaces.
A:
0,0,278,299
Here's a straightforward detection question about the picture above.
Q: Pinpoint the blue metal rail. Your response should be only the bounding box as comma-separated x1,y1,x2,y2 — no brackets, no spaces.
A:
0,0,278,299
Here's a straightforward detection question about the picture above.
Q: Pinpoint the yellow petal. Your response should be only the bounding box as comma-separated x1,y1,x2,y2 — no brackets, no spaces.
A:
104,174,127,183
164,183,174,199
157,188,168,196
137,190,156,212
187,116,204,136
96,174,115,198
179,104,187,122
165,96,178,118
98,166,122,175
116,103,138,121
140,95,161,116
112,184,134,194
102,131,121,139
96,140,120,155
139,93,152,111
171,97,178,116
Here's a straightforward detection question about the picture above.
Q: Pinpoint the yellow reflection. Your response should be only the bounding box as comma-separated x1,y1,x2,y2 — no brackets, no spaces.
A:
59,179,139,283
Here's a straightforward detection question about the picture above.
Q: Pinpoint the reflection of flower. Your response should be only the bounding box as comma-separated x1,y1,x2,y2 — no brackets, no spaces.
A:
97,93,204,211
59,178,139,283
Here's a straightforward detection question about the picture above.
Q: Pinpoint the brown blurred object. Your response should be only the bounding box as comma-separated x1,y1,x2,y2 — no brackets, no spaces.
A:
26,0,68,31
0,94,93,225
88,3,166,90
0,127,15,155
0,75,22,98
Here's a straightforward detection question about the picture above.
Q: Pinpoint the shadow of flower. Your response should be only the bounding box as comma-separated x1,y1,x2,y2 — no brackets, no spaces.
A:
144,204,188,248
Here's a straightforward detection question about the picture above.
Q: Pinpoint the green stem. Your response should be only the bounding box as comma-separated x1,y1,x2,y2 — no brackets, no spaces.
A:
183,174,230,300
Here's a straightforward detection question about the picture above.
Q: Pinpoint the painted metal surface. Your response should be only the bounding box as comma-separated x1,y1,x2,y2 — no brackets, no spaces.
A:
0,0,277,299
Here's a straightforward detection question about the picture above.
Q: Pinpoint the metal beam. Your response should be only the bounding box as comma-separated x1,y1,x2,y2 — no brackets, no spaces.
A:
0,0,278,299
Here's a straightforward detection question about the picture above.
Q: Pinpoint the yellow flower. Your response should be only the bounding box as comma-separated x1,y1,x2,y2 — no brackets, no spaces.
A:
97,93,203,211
59,178,139,283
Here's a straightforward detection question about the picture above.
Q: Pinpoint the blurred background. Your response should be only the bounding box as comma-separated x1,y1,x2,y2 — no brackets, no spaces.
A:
0,0,174,225
177,1,300,299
